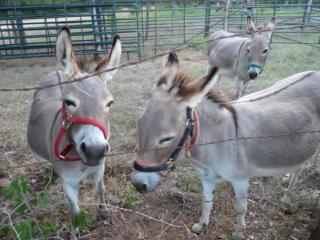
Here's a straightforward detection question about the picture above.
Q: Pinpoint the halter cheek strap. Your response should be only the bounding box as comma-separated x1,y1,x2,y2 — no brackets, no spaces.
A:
54,104,108,161
133,107,199,173
247,43,270,74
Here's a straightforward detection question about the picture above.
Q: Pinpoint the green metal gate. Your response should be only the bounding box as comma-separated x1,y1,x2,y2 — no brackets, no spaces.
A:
0,0,142,60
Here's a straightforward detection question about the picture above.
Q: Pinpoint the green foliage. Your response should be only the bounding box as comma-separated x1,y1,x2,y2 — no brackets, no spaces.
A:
1,174,58,239
41,218,57,236
42,166,59,188
121,185,144,207
73,208,94,230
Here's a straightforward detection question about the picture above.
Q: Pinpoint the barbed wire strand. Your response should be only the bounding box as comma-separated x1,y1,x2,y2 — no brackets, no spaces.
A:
4,128,320,171
0,23,318,92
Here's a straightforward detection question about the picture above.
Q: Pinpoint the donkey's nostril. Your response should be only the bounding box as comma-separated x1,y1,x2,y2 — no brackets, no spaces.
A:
249,71,258,79
141,184,147,192
135,183,148,193
80,142,87,154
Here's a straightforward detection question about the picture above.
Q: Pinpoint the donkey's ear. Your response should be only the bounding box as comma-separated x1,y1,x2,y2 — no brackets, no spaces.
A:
156,52,179,89
266,17,276,30
247,16,256,34
95,35,122,82
55,26,79,78
176,66,219,107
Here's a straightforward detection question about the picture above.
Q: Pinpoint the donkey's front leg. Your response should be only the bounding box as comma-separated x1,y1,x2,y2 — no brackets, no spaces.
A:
235,77,243,99
231,179,249,239
63,182,80,239
191,174,218,234
94,163,109,220
240,80,250,97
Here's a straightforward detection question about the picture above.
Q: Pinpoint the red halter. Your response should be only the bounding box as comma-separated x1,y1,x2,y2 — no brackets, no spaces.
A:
54,104,108,161
185,108,199,157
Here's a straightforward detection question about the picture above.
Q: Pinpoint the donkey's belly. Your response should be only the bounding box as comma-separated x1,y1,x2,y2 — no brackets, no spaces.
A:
246,133,320,176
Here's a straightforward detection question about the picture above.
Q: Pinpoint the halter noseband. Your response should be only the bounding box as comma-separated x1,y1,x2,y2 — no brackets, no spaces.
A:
133,107,197,173
54,103,109,162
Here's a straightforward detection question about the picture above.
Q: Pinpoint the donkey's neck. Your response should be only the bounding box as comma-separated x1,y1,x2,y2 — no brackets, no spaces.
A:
197,99,236,143
235,39,250,74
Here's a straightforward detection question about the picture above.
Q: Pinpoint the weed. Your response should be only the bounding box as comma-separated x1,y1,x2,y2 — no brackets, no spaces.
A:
73,208,95,230
0,175,57,239
121,185,144,207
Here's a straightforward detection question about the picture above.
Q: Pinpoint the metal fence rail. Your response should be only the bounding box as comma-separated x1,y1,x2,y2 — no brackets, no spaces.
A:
0,1,141,60
0,0,320,60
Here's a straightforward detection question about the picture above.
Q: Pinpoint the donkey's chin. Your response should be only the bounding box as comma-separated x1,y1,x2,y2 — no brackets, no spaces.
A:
78,153,105,166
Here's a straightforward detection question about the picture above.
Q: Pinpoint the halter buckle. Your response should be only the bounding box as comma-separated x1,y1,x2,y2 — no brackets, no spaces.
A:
166,158,174,171
185,119,194,128
62,119,72,129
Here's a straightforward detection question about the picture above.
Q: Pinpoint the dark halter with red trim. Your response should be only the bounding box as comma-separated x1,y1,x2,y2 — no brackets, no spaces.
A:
53,72,109,162
133,107,196,173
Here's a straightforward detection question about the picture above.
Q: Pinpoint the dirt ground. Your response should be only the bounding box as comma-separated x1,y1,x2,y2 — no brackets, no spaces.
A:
0,48,320,240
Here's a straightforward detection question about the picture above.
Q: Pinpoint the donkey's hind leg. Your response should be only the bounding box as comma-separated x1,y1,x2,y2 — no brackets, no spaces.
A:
281,166,303,203
94,163,109,220
231,178,249,239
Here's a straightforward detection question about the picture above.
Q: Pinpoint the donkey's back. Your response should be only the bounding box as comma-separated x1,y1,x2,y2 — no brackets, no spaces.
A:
235,71,320,175
208,30,248,74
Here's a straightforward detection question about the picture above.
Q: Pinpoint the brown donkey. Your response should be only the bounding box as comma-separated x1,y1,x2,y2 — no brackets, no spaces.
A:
27,27,121,237
131,52,320,238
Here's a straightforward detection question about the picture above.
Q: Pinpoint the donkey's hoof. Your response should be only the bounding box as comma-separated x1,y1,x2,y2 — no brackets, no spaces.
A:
232,231,244,240
70,227,80,240
191,223,205,234
99,208,111,221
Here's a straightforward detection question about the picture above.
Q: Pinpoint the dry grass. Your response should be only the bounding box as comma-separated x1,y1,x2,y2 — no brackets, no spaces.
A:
0,42,320,239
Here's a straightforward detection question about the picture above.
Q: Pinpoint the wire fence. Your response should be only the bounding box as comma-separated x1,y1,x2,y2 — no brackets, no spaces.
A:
1,0,320,60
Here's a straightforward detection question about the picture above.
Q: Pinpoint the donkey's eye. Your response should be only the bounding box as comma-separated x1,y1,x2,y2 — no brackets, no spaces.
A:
262,49,268,54
159,136,174,145
247,48,251,54
63,99,76,107
106,100,114,108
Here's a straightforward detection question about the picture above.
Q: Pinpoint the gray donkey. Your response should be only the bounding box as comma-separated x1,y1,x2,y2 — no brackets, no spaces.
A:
27,27,121,238
208,16,276,98
131,52,320,239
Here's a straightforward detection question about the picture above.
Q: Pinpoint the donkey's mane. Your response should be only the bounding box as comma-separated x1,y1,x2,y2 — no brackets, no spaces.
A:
173,71,193,86
169,70,238,130
76,55,101,73
206,90,238,130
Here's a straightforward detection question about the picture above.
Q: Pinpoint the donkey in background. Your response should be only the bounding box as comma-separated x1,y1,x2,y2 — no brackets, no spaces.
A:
27,27,121,238
208,16,276,98
131,52,320,239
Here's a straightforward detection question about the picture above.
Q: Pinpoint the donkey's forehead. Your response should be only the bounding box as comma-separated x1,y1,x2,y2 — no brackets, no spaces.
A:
64,78,109,99
250,34,269,46
252,31,271,41
142,93,184,122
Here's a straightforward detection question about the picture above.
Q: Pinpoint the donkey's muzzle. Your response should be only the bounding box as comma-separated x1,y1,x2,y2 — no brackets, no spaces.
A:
79,139,107,166
131,171,161,193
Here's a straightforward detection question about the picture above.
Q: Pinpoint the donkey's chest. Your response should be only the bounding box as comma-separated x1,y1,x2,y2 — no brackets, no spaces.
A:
53,162,102,185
